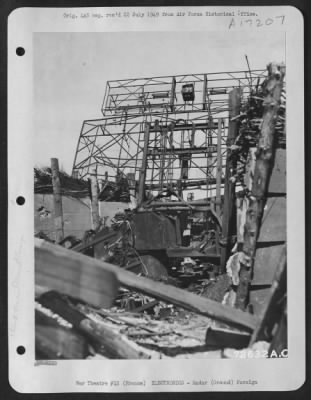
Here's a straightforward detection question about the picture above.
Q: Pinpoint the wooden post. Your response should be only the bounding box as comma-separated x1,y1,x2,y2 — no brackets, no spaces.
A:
235,63,285,310
220,88,242,272
51,158,64,243
215,119,223,254
90,168,100,230
159,126,168,192
215,118,223,216
170,76,176,111
202,74,207,110
137,123,150,207
206,80,212,202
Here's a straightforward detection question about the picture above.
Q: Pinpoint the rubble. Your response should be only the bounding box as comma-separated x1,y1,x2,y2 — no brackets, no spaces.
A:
34,63,287,359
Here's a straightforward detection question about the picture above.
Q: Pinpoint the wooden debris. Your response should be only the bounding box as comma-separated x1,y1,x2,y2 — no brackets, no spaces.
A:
71,230,117,253
35,239,258,331
93,308,168,335
131,300,159,313
205,325,250,350
250,246,286,345
51,158,64,242
235,63,286,310
220,88,242,271
80,319,158,359
137,122,151,207
35,239,119,308
36,308,89,359
90,169,100,230
36,291,159,359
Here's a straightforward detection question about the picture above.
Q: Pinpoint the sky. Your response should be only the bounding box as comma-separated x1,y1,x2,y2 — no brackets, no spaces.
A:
34,31,285,173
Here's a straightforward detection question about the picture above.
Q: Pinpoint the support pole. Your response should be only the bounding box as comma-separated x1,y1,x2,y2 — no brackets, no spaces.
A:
215,118,223,217
51,158,64,243
170,77,176,112
206,83,212,202
235,63,285,310
90,168,100,230
202,74,207,110
137,123,150,207
215,119,223,254
220,88,242,272
160,126,168,192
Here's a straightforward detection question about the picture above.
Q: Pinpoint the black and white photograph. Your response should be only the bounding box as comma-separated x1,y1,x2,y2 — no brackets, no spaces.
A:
7,6,305,393
33,30,287,360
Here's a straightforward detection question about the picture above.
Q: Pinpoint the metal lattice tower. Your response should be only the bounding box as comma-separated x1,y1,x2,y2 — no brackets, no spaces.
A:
72,70,266,200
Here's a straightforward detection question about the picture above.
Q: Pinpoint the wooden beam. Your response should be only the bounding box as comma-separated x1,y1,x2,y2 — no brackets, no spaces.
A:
36,292,156,359
205,325,250,349
202,74,207,110
250,246,286,345
35,240,119,309
50,158,64,242
215,118,223,255
215,118,223,216
71,231,117,253
80,318,156,359
220,88,242,272
137,123,150,207
235,63,286,310
35,239,259,331
35,308,89,359
159,126,168,192
90,168,100,230
170,76,176,111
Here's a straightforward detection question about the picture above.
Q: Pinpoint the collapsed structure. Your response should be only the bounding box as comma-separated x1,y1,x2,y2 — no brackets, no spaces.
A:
35,63,287,359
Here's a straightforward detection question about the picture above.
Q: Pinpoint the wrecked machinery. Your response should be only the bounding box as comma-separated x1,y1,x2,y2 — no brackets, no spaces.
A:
35,63,287,359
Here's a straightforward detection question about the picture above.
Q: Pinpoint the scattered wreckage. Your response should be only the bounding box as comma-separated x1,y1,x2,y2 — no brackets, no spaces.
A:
35,62,287,359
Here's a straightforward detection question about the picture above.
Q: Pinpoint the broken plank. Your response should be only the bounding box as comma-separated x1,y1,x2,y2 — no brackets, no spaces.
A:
71,231,117,253
250,243,285,316
220,88,242,272
80,319,158,359
131,300,159,313
250,246,287,345
267,149,286,194
93,308,164,334
37,290,158,359
35,309,89,360
235,63,286,310
35,240,119,308
51,158,64,243
205,326,250,350
35,239,259,331
257,197,286,242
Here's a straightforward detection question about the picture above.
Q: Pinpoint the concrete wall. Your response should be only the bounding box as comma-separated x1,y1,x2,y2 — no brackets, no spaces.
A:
35,194,92,240
35,194,130,241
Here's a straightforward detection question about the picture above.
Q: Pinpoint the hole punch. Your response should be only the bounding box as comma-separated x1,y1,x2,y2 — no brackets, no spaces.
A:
16,346,26,355
16,196,25,205
16,47,25,56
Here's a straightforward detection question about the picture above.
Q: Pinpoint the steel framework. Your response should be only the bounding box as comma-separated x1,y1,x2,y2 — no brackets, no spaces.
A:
72,70,266,201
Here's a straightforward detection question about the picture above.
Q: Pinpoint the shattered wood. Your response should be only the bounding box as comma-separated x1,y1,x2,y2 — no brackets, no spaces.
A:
34,64,287,360
35,289,256,359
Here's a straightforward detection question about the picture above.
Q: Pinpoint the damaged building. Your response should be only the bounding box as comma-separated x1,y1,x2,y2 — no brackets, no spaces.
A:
35,63,287,359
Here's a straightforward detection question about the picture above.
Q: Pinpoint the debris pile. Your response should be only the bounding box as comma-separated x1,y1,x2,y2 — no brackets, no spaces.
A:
34,63,287,360
34,167,90,198
34,166,130,202
98,171,130,202
229,69,286,187
35,286,253,360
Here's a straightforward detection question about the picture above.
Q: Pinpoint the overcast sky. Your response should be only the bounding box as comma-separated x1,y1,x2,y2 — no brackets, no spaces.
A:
34,31,285,173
